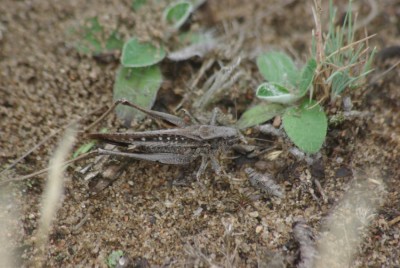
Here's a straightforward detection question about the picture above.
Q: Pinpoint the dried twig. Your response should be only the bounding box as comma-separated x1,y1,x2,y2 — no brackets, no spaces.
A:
245,168,284,198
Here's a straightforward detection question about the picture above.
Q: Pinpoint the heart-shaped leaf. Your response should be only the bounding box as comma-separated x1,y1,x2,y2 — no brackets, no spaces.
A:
236,103,284,129
113,66,163,126
121,38,166,68
282,100,327,153
256,82,300,104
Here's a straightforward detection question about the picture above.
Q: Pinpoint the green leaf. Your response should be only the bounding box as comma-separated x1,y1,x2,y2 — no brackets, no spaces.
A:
86,17,103,33
256,82,300,104
282,100,327,153
107,250,124,268
105,31,124,50
72,141,96,159
164,1,193,29
77,17,103,54
236,103,284,129
113,66,163,126
121,38,166,68
72,128,107,158
362,47,376,75
298,58,317,96
74,17,124,55
256,51,299,86
83,32,103,53
132,0,147,11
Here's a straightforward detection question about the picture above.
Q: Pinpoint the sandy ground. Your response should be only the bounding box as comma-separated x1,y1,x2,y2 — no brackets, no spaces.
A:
0,0,399,267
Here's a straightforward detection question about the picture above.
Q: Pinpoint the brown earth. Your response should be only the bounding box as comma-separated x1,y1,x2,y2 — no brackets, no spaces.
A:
0,0,399,267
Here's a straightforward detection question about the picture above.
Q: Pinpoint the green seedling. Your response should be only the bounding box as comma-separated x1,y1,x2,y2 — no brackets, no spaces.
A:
114,0,209,125
256,53,323,154
131,0,147,11
72,1,211,127
74,17,123,55
255,55,317,104
239,0,374,154
72,2,196,125
106,250,124,268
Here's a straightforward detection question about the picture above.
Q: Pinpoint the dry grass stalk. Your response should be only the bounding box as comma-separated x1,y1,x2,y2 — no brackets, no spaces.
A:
315,171,385,267
34,125,77,266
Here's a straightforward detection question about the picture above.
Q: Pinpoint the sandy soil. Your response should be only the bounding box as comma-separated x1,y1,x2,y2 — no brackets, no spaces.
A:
0,0,399,267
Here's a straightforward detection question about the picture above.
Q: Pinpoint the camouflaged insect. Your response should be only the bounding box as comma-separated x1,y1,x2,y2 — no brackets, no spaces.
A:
89,99,242,179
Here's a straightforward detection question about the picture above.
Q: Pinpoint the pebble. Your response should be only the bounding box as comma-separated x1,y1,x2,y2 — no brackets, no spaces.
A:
249,211,259,218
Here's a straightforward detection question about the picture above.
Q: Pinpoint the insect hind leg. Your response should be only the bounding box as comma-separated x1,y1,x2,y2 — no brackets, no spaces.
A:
97,148,195,165
196,155,208,180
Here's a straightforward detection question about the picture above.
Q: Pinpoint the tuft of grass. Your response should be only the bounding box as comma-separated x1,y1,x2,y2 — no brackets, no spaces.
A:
312,0,376,101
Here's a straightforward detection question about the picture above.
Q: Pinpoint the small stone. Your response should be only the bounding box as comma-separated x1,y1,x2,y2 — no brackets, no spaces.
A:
193,207,203,217
164,200,174,208
255,161,269,171
249,211,259,218
256,225,263,234
273,116,281,127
